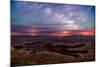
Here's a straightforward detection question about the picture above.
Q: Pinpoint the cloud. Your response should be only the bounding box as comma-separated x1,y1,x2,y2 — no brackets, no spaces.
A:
11,1,95,36
44,8,53,15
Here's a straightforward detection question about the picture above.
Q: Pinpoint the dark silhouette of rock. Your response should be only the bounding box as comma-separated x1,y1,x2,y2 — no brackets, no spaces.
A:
13,45,23,50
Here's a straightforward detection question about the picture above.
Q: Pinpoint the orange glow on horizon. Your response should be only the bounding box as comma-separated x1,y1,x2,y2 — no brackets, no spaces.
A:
51,30,95,37
79,31,95,36
11,28,39,36
11,32,37,36
11,30,95,36
23,28,39,33
51,31,71,37
11,32,21,36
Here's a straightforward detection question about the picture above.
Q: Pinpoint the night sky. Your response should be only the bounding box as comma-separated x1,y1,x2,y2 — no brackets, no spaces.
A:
11,1,95,36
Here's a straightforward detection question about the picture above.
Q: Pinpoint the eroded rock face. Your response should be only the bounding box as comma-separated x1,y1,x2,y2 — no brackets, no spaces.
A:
11,51,76,66
34,51,76,63
11,41,95,66
11,47,17,59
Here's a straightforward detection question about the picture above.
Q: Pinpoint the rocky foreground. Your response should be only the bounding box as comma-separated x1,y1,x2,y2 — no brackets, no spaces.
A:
11,41,95,66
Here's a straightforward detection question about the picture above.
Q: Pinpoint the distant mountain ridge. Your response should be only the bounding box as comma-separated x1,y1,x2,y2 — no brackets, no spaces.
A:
11,35,95,45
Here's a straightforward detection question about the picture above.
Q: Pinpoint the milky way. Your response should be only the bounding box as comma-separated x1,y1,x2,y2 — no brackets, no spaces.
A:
11,1,95,36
